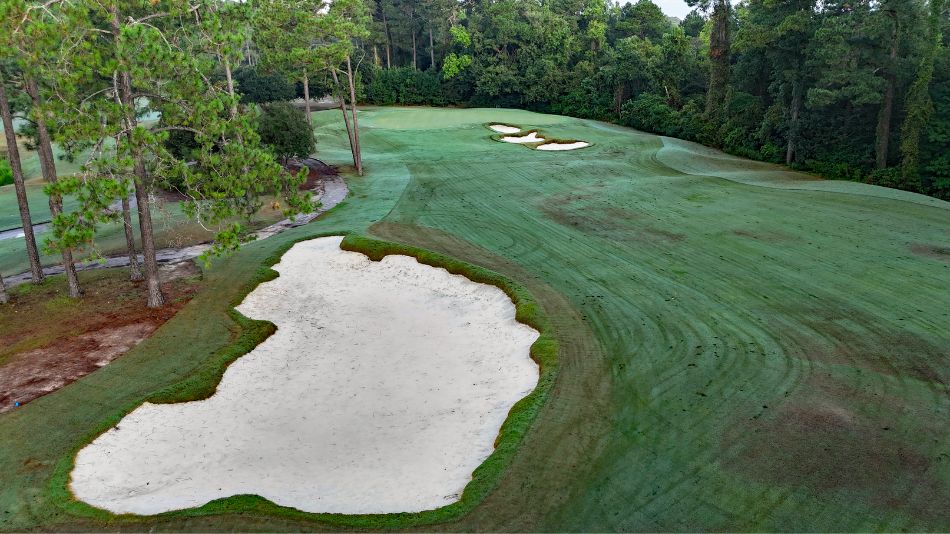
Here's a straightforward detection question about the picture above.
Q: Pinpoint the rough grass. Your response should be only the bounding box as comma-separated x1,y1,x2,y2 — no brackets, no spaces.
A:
1,107,949,532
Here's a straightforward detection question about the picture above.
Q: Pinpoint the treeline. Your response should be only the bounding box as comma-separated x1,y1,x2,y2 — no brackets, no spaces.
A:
0,0,368,307
356,0,950,200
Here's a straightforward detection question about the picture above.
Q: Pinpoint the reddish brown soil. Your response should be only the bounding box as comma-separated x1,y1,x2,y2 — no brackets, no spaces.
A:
0,261,201,413
287,159,338,192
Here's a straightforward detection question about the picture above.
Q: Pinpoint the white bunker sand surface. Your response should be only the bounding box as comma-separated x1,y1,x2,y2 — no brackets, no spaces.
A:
536,141,590,151
489,124,521,134
70,236,540,515
501,132,545,143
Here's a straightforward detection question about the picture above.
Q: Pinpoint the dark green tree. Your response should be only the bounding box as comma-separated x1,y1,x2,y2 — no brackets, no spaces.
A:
235,67,297,104
899,0,945,184
257,102,316,163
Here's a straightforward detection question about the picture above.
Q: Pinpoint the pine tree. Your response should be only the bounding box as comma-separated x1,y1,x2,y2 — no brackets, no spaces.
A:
0,68,44,284
42,0,311,308
900,0,945,184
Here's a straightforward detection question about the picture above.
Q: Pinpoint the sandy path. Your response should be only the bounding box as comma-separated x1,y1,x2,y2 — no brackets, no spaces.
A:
70,236,540,515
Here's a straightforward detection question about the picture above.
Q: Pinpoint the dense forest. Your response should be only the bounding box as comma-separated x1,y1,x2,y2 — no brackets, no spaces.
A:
340,0,950,200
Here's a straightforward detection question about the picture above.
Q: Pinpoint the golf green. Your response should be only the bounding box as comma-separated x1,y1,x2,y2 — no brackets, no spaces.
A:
1,107,947,531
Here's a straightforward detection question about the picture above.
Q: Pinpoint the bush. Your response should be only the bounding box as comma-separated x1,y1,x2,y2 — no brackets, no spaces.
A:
805,160,866,182
620,93,680,136
759,142,782,163
0,158,12,187
365,67,446,106
865,167,923,193
553,78,614,121
257,102,315,163
235,67,296,104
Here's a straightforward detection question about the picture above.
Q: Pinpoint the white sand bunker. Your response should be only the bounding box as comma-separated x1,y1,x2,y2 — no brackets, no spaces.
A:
501,131,545,144
70,236,540,515
489,124,521,134
536,141,590,151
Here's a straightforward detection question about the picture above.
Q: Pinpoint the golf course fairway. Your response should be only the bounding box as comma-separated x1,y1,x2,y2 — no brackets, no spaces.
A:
0,107,947,531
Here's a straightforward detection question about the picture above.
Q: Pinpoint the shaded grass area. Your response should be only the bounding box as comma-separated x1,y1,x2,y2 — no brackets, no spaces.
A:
1,107,949,531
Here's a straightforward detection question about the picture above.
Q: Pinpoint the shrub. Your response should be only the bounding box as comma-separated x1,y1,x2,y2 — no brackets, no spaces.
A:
235,67,296,104
365,67,447,106
553,78,614,121
620,93,680,136
257,102,315,163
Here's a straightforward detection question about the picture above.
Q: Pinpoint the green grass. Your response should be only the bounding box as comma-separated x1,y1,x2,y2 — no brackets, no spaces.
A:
1,106,949,531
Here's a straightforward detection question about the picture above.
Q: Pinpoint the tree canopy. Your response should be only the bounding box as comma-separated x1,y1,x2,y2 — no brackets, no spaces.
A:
356,0,950,200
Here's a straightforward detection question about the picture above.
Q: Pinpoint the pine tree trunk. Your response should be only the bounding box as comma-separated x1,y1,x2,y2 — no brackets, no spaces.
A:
0,78,44,284
110,4,163,307
122,194,143,281
383,11,392,68
705,0,731,117
223,57,239,120
429,26,435,70
786,79,803,165
331,69,358,170
374,45,380,67
346,56,363,176
412,32,418,70
130,153,163,308
25,77,81,297
302,71,313,129
875,11,899,170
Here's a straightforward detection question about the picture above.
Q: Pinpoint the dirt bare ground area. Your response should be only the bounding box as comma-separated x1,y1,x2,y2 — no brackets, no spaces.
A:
0,262,201,414
288,158,338,192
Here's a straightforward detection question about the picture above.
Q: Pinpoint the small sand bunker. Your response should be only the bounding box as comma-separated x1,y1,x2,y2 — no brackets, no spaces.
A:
489,124,521,134
536,141,590,151
70,236,539,515
502,132,545,143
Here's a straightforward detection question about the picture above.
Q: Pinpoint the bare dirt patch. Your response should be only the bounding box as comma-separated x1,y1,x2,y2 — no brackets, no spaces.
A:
720,374,950,523
789,307,948,387
538,192,685,245
909,243,950,262
0,262,201,413
287,158,338,192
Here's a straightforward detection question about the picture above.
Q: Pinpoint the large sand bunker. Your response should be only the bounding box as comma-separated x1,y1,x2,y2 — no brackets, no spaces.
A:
501,132,545,143
70,236,540,515
536,141,590,151
489,124,521,134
